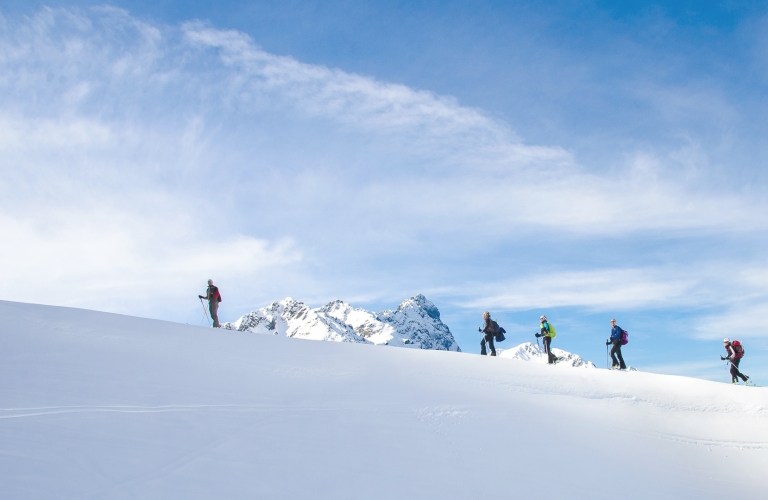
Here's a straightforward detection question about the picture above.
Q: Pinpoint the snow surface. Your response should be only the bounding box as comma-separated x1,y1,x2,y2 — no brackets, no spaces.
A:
1,300,767,499
222,294,460,351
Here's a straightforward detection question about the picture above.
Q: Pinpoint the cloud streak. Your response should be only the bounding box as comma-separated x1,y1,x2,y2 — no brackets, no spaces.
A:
461,268,696,311
0,5,766,332
178,19,768,235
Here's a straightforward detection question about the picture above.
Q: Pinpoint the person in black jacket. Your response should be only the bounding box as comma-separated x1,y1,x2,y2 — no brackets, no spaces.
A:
479,311,497,356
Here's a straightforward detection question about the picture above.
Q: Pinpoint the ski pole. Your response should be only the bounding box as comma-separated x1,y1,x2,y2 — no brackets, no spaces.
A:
723,358,749,377
199,297,211,327
535,332,540,348
199,298,206,325
606,342,610,369
721,357,738,369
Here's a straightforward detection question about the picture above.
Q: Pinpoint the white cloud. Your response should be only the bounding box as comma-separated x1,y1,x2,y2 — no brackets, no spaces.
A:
180,21,571,171
692,302,768,340
0,206,300,315
0,6,767,322
461,268,696,311
177,20,767,235
687,266,768,340
2,7,763,234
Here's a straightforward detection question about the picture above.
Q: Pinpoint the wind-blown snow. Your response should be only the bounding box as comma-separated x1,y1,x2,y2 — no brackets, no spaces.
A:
222,294,460,351
1,300,767,499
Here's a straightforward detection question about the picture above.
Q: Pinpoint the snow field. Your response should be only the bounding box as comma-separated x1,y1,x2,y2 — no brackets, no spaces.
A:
1,300,767,499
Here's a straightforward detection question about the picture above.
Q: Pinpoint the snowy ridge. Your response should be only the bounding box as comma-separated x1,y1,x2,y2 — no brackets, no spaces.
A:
223,294,461,351
499,342,597,368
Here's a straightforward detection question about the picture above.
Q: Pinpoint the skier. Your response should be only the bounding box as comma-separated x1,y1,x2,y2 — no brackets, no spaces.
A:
198,279,222,328
606,318,627,370
721,338,749,385
535,315,557,364
478,311,497,356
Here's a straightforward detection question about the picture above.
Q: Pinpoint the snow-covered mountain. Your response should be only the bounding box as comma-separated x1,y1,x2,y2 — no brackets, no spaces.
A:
499,342,597,368
222,294,461,352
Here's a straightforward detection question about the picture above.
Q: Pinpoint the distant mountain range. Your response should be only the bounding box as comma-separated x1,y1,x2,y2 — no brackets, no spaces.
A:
222,294,461,352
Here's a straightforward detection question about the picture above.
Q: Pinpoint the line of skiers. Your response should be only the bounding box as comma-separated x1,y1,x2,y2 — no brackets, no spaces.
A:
478,313,564,365
200,282,750,384
479,312,753,383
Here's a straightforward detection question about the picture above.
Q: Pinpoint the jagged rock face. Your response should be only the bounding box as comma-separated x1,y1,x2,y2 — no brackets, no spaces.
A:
378,295,460,351
499,342,596,368
223,294,461,352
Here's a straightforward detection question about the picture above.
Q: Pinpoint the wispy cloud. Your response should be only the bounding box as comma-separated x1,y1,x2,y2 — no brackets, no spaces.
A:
0,205,300,314
0,6,767,323
693,302,768,340
460,268,697,311
178,20,768,235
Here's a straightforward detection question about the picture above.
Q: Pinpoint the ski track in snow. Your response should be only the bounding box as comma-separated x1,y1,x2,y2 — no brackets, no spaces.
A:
6,404,765,449
646,432,768,450
0,404,325,419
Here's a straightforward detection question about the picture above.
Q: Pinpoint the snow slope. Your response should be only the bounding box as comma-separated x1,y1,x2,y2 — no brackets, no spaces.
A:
222,294,460,351
1,300,767,499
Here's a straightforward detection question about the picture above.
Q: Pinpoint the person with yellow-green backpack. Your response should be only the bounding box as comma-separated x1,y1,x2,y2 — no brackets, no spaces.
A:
535,315,557,364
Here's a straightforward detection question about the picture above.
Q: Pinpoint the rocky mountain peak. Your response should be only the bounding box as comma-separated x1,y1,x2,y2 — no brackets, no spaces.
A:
396,294,441,321
223,295,461,352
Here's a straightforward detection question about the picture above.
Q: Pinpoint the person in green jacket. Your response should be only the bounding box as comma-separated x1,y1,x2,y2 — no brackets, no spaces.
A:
535,315,557,364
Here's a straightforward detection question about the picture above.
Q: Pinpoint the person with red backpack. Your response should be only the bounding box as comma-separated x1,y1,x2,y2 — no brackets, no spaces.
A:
606,318,627,370
199,279,222,328
721,338,749,385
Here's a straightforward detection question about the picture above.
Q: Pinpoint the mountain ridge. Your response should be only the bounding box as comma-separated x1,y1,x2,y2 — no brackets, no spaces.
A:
223,294,461,352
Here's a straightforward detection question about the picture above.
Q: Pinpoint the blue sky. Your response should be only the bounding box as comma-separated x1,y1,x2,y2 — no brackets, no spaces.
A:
2,1,768,381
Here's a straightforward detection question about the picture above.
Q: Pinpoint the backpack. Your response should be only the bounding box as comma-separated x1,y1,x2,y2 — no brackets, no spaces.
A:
620,329,628,346
546,323,556,338
732,340,744,358
495,326,506,343
490,320,500,334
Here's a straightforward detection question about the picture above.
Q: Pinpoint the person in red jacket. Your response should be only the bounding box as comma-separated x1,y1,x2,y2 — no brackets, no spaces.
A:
721,338,749,384
199,279,221,328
